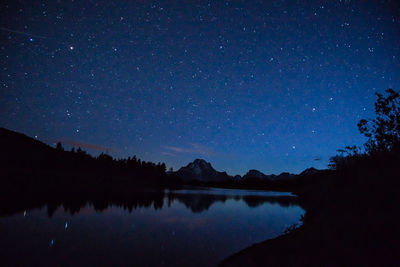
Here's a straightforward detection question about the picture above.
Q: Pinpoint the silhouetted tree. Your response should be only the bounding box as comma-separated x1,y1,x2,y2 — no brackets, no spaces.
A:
97,152,113,163
159,162,166,173
329,88,400,170
56,142,64,151
328,146,361,170
358,88,400,154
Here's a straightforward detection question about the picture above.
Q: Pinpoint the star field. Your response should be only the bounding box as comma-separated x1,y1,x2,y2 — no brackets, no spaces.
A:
1,0,399,175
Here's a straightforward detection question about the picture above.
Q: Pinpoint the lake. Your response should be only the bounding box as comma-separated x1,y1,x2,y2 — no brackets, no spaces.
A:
0,187,304,266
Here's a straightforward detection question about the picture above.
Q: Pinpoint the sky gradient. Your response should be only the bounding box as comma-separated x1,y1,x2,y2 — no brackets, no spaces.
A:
1,0,399,175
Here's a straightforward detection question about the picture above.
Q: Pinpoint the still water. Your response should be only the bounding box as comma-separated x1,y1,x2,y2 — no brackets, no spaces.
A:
0,187,304,266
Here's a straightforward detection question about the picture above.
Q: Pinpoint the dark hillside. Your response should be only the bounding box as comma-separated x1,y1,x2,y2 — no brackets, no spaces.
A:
0,127,178,195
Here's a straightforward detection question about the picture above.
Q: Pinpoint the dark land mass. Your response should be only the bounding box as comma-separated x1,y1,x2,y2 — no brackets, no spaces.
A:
221,149,400,266
0,127,181,193
0,126,318,196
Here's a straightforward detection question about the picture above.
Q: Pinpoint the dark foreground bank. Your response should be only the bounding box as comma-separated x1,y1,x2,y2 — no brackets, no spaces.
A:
221,150,400,266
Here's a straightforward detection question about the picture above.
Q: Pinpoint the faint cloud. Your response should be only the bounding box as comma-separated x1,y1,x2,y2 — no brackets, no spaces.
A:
60,139,117,152
162,151,176,156
190,143,216,156
164,146,192,153
163,143,216,156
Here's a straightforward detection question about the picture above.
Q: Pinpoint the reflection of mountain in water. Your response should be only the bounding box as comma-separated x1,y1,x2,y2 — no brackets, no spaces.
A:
169,193,299,213
0,190,300,217
169,193,229,213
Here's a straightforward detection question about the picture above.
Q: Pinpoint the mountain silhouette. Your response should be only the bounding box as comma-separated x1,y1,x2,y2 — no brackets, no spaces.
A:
174,159,232,182
241,169,298,181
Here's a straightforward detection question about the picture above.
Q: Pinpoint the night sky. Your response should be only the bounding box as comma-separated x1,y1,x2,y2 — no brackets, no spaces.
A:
1,1,399,175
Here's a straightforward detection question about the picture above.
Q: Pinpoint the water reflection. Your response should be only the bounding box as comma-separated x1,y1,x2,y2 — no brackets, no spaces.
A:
0,188,304,266
168,192,299,213
0,188,300,217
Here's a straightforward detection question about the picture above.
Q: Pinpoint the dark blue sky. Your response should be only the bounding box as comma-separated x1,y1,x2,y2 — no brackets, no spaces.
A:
1,1,399,175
